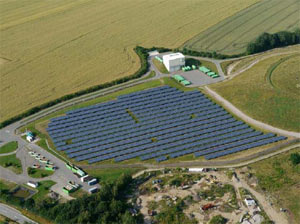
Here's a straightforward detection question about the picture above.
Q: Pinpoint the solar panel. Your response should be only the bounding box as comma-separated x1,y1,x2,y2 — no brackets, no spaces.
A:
46,86,287,163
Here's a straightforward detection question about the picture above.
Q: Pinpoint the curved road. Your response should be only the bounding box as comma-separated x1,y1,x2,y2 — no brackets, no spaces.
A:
204,86,300,138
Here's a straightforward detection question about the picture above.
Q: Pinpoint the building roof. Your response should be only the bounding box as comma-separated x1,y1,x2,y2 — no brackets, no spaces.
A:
163,53,184,60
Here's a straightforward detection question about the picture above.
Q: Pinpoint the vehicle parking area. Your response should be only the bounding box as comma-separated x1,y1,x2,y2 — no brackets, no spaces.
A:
173,69,225,87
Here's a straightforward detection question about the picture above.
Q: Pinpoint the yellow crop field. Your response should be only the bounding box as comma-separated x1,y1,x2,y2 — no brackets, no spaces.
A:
0,0,259,122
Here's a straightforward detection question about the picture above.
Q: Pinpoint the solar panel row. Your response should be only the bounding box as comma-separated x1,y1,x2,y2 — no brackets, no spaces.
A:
48,92,206,134
156,156,168,163
55,106,225,149
68,116,238,151
71,121,246,160
57,87,189,120
194,133,276,157
59,111,230,152
49,89,183,127
51,101,218,142
88,126,253,163
138,128,256,162
49,89,204,128
204,136,287,159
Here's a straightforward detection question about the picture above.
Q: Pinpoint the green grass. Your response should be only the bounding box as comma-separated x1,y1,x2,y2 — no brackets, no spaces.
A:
0,141,18,154
0,179,17,191
0,154,22,174
31,180,56,201
249,147,300,224
183,0,300,55
220,60,234,75
84,168,143,183
27,167,54,178
211,53,300,132
152,59,169,74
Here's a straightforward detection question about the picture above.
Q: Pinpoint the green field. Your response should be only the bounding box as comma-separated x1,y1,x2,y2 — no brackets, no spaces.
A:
211,53,300,132
183,0,300,55
0,0,259,122
0,141,18,154
0,154,22,174
27,167,54,178
249,147,300,224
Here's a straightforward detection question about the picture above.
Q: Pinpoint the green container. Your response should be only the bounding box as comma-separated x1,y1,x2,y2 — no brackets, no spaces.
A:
181,80,191,86
199,66,210,73
45,166,54,171
76,169,85,177
62,187,70,194
66,163,72,170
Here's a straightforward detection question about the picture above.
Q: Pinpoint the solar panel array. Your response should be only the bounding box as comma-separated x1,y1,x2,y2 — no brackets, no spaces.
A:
47,86,287,163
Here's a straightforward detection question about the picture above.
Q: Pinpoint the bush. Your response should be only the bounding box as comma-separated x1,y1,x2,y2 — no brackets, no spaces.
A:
290,152,300,166
209,215,227,224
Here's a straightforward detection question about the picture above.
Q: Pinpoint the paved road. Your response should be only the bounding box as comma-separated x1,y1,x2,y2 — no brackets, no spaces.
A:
0,203,37,224
204,86,300,138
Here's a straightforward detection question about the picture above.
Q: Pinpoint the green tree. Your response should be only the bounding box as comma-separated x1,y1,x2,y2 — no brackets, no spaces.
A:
209,215,227,224
290,152,300,165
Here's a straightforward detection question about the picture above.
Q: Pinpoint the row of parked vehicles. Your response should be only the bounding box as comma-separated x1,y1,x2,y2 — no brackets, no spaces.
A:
28,150,56,171
65,162,99,194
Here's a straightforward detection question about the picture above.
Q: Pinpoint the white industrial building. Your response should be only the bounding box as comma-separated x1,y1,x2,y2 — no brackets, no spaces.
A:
163,53,185,72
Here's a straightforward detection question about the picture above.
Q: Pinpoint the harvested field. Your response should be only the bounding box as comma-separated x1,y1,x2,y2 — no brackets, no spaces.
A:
184,0,300,55
0,0,259,122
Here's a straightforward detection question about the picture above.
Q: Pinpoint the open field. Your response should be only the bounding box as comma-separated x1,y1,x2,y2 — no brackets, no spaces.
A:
0,154,22,174
183,0,300,55
0,141,17,154
249,147,300,224
211,53,300,132
0,0,260,122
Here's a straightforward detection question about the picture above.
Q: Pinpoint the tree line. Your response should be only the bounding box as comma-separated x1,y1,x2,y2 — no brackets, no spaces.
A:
0,174,143,224
246,29,300,54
